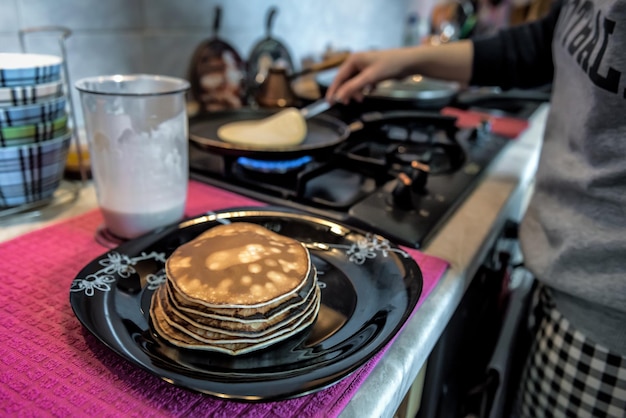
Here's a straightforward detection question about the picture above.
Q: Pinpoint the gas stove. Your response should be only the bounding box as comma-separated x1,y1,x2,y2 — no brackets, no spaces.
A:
189,105,529,249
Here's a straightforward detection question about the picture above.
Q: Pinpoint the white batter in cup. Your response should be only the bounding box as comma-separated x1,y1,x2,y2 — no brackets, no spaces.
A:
76,74,190,239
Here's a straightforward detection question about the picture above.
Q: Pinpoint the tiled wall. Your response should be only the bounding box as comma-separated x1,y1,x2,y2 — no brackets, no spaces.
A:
0,0,411,122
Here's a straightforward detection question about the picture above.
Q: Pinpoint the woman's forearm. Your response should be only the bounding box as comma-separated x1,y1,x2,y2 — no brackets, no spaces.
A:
326,40,474,104
409,40,474,84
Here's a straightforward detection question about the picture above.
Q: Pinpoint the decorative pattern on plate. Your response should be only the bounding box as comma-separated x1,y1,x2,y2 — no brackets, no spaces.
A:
344,234,410,264
204,212,409,265
70,251,166,296
146,269,167,290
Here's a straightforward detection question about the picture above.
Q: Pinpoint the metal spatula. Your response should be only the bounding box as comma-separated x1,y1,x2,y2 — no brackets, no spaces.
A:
299,99,332,119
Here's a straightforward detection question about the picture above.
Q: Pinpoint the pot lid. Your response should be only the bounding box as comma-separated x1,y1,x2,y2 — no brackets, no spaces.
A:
371,75,460,100
316,69,460,101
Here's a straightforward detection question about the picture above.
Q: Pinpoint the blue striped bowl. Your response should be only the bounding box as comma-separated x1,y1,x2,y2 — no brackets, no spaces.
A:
0,114,68,147
0,95,66,127
0,131,71,207
0,79,64,105
0,53,62,87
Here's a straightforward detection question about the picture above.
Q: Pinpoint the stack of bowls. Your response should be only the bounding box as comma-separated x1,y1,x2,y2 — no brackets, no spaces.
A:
0,52,72,207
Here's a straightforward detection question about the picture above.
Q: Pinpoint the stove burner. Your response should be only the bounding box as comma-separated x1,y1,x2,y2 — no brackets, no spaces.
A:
237,156,313,174
303,169,377,209
393,143,465,174
384,125,436,142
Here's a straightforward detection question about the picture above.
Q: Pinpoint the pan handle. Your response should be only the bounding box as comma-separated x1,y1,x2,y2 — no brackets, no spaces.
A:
212,5,222,37
266,7,278,38
358,110,458,131
455,88,551,108
289,52,349,80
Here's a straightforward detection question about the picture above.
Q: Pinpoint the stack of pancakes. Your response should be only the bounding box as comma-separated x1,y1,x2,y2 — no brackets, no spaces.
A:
150,222,320,355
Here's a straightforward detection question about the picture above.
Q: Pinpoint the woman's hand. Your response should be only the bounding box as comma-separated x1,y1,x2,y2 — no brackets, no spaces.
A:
325,48,420,105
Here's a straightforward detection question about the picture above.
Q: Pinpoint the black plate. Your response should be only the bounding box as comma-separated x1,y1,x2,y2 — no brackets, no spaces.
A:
69,207,422,402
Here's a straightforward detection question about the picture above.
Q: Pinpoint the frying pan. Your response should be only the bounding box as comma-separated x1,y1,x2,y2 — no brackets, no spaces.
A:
246,6,294,100
187,5,246,113
188,108,351,159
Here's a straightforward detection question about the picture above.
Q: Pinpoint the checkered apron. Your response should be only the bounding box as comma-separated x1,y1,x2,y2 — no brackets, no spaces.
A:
516,287,626,418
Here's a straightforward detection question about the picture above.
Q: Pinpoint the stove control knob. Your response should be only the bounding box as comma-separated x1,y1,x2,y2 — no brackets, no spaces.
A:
469,118,491,143
391,172,414,209
409,161,430,195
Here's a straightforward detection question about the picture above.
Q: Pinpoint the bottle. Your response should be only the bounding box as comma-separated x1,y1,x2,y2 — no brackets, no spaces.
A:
403,13,420,46
403,13,430,46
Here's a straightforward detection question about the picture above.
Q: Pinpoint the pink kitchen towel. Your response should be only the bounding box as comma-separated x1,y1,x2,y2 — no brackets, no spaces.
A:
441,106,530,138
0,180,448,418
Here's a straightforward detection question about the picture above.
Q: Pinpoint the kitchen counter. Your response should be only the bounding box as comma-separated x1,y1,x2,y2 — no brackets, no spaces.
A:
0,104,548,417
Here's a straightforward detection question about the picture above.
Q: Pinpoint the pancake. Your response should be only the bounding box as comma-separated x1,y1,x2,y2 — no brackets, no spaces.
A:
150,222,321,355
163,273,317,333
217,108,307,147
151,286,320,355
165,260,316,319
157,283,319,339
